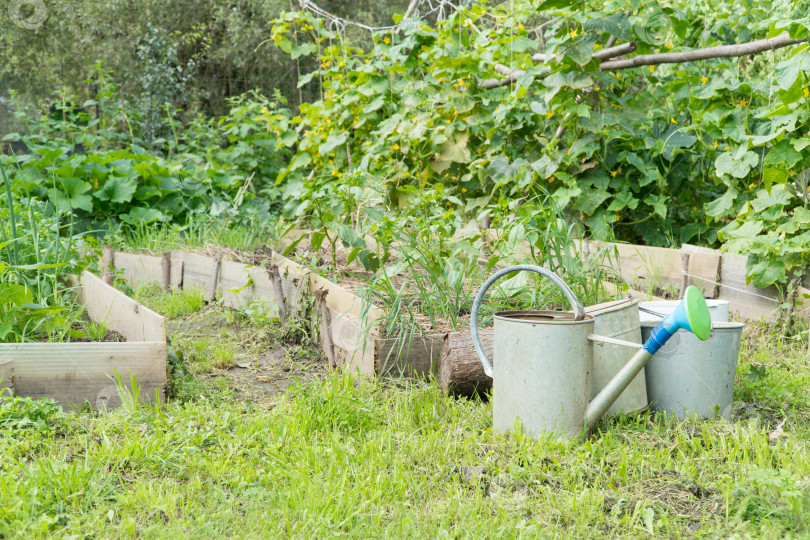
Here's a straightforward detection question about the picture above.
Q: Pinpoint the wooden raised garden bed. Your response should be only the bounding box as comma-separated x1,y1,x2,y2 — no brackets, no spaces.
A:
0,271,168,410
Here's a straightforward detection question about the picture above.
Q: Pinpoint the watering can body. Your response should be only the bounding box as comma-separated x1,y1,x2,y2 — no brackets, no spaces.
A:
492,311,594,438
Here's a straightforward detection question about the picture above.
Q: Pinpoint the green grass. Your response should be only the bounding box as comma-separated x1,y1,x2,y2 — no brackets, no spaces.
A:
132,282,206,319
1,317,808,537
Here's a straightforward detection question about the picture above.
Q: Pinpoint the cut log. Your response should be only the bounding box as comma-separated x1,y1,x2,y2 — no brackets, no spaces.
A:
440,328,493,398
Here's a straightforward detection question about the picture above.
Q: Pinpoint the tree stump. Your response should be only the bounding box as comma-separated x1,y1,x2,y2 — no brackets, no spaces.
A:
439,328,493,398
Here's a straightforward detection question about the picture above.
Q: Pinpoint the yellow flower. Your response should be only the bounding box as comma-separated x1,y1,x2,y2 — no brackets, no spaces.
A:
665,42,672,49
338,61,344,67
461,187,468,193
392,143,400,151
580,213,585,220
569,29,578,38
614,215,621,222
518,24,525,31
804,87,809,98
546,111,554,118
438,77,445,83
712,141,718,149
364,141,371,146
594,44,602,51
648,65,655,73
739,98,747,107
724,146,730,150
610,167,622,177
383,37,390,45
701,76,708,84
594,86,600,92
365,59,370,64
671,117,677,124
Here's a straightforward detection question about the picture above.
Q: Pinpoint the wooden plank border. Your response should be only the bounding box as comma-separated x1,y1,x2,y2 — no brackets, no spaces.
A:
0,271,168,411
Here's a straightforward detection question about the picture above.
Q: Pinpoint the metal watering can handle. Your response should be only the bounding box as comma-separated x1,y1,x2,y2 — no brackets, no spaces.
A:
470,265,587,378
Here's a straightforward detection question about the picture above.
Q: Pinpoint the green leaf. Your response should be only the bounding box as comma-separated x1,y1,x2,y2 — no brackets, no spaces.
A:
751,186,793,213
311,231,326,251
773,54,810,91
764,140,802,168
714,151,759,179
749,258,786,288
680,222,708,243
762,167,789,191
646,194,668,219
705,188,739,218
120,207,165,224
319,133,347,154
607,192,637,212
577,189,611,215
583,14,631,41
95,175,137,203
47,177,93,212
792,138,810,151
536,0,573,10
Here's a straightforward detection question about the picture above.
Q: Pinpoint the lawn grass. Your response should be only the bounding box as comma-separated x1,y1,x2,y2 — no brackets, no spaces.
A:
1,316,808,538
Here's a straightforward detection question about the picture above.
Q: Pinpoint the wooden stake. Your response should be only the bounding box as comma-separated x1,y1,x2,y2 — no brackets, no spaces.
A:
101,246,115,285
207,255,222,303
680,252,691,299
440,328,494,398
315,289,336,368
161,252,171,291
269,264,288,325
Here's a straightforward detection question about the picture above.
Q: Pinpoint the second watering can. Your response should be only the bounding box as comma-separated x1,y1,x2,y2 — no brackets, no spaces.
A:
470,265,712,439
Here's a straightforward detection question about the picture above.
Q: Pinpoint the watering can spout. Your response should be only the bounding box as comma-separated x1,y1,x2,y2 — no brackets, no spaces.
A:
583,286,713,431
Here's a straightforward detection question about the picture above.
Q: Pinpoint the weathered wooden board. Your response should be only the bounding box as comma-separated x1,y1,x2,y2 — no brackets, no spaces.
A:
718,252,780,321
3,342,166,410
76,271,166,343
681,244,722,298
310,273,385,375
270,253,311,318
375,334,444,378
0,359,12,397
2,271,169,410
113,252,164,288
219,260,253,309
310,272,385,330
174,251,216,292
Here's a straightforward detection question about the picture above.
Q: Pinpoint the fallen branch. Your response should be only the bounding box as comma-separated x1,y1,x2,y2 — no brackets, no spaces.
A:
600,32,805,70
532,41,637,63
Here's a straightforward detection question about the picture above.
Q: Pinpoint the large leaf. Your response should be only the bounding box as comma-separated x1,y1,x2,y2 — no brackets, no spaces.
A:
95,175,137,203
577,189,611,215
47,177,93,212
714,151,759,178
748,258,786,288
705,188,739,218
318,133,347,154
764,140,802,169
773,54,810,91
584,14,631,41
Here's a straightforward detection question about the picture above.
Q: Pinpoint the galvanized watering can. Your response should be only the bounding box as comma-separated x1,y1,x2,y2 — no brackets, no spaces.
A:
470,265,712,438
